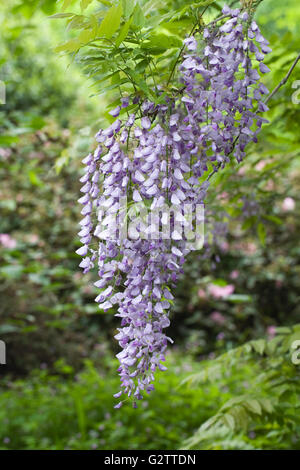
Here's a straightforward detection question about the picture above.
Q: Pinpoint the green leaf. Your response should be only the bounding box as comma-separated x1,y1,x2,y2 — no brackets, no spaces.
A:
81,0,94,11
98,2,123,39
0,324,19,334
132,3,145,29
251,339,266,355
129,69,154,97
78,28,95,44
122,0,135,19
97,0,112,6
61,0,73,12
0,265,23,279
92,78,127,95
263,214,283,225
260,398,274,414
223,413,235,430
141,31,182,53
28,170,43,187
54,39,80,53
242,215,257,231
115,17,132,47
92,71,120,86
49,13,74,19
111,71,120,85
227,294,252,304
211,278,227,287
55,152,70,175
66,14,86,30
0,135,19,145
275,327,292,335
257,222,266,247
244,399,262,415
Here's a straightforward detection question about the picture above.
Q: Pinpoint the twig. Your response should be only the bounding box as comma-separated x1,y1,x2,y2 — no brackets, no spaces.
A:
206,53,300,183
166,23,198,87
264,52,300,104
207,162,222,181
166,4,212,87
205,14,231,28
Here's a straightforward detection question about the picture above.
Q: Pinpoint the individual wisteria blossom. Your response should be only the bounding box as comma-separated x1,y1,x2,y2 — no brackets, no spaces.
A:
76,5,271,408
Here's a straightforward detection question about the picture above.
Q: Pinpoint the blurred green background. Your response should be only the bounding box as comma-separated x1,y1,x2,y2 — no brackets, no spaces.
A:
0,0,300,450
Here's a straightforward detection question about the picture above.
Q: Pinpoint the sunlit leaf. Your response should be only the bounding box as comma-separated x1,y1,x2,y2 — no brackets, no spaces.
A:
115,17,132,47
122,0,135,19
80,0,94,11
98,2,123,38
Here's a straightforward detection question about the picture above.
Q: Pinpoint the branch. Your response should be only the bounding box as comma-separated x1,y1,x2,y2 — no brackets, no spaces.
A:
166,6,226,87
206,162,222,181
205,14,231,28
264,52,300,104
206,53,300,183
166,22,198,87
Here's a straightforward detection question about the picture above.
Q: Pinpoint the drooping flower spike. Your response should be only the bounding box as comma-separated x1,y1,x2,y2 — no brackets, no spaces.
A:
76,5,271,408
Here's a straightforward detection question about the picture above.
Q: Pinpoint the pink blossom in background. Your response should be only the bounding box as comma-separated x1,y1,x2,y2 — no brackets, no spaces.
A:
282,197,295,212
217,191,229,201
230,270,239,280
255,160,267,171
210,311,226,325
0,148,12,160
28,234,39,244
0,234,17,249
73,272,82,282
245,242,257,255
233,241,257,255
267,325,277,339
266,180,275,191
197,288,206,299
62,129,71,138
220,241,229,252
83,285,94,294
208,283,235,299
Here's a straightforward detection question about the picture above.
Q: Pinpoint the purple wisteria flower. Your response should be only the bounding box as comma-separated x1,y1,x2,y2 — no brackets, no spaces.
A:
76,4,271,408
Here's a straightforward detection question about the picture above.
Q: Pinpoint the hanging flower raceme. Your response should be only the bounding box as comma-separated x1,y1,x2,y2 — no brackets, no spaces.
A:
76,4,271,408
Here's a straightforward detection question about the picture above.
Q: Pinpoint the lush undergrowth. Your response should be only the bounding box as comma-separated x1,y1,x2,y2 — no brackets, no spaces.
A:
0,356,207,450
1,325,300,450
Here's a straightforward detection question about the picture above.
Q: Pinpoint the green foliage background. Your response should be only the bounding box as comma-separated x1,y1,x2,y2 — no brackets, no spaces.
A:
0,0,300,450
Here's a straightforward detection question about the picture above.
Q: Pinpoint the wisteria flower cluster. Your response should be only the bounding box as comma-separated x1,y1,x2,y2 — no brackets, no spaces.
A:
76,5,271,408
